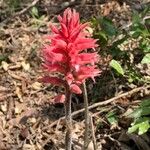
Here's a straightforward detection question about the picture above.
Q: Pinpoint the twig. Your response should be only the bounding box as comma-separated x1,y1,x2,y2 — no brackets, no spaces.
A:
72,140,83,148
0,0,39,25
90,114,97,150
86,86,149,110
15,0,39,16
83,82,90,150
106,135,121,147
42,85,150,131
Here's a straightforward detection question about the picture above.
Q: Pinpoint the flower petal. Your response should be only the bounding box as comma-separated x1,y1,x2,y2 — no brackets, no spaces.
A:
43,47,68,63
38,76,66,86
42,63,66,74
52,38,67,49
70,84,82,94
69,23,88,41
65,73,74,85
60,23,68,37
53,94,65,103
74,66,101,82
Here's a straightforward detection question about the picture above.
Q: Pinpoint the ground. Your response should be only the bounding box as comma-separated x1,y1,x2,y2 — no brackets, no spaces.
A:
0,0,150,149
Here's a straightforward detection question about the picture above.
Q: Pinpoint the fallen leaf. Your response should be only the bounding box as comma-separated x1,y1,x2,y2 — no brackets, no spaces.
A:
15,87,23,102
32,82,42,90
8,108,37,126
14,107,22,115
0,103,7,113
20,127,29,139
21,61,30,71
28,117,36,124
1,61,9,71
22,144,35,150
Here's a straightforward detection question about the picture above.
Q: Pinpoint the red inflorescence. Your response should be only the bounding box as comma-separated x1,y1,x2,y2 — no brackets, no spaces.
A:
40,8,100,103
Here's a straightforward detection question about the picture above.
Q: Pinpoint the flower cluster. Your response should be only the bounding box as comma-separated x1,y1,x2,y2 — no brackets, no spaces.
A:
40,8,100,103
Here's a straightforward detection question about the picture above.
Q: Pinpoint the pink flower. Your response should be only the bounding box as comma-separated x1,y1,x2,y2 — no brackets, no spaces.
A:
52,94,65,103
40,8,100,103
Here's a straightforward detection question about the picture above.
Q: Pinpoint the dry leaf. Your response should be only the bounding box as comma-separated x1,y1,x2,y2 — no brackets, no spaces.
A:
1,61,9,71
0,103,7,113
8,108,37,126
14,107,22,114
22,144,35,150
15,87,23,102
21,61,30,71
28,117,36,124
32,82,42,90
20,127,29,139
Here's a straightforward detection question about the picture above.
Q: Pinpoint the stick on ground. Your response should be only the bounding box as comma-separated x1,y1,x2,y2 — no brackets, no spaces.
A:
42,85,150,131
0,0,40,25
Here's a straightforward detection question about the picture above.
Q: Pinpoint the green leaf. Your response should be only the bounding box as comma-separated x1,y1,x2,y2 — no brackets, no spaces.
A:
128,123,139,134
141,99,150,107
31,7,39,18
110,59,124,75
141,53,150,64
140,39,150,52
141,107,150,116
98,31,107,41
106,111,118,125
127,108,142,118
99,17,117,36
132,11,141,24
128,117,150,135
138,120,150,135
94,31,108,46
0,54,9,63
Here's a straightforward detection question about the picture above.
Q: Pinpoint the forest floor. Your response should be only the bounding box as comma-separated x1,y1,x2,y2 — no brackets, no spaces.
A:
0,0,150,149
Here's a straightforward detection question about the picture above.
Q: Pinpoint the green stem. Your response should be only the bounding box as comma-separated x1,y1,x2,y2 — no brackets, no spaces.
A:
83,82,90,149
65,85,72,150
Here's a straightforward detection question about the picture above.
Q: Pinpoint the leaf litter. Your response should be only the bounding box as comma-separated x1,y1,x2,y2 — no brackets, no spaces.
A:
0,0,150,149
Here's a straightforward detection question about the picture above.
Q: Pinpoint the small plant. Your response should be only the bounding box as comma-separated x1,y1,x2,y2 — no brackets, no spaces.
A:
106,110,118,127
30,6,46,28
127,99,150,135
39,8,100,150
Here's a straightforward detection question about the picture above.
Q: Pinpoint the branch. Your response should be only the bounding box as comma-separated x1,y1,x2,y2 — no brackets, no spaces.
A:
0,0,40,25
42,85,150,131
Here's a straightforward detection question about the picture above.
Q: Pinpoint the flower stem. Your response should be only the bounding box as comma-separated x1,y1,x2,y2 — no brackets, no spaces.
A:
65,85,72,150
83,82,90,150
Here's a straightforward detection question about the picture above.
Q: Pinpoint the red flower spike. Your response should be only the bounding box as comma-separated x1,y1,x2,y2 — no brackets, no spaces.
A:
41,8,100,103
